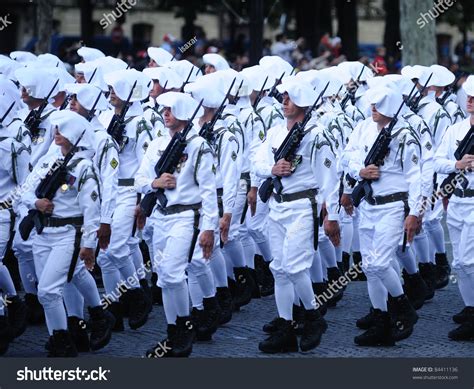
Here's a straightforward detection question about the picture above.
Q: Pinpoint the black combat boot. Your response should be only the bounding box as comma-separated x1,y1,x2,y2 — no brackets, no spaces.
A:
312,282,328,316
453,306,474,324
140,279,153,313
293,304,306,335
434,253,450,289
260,262,275,297
146,324,176,358
48,330,78,357
327,267,344,302
215,287,233,324
0,316,11,356
342,251,351,273
67,316,90,352
259,318,298,353
389,294,418,341
248,268,261,298
232,267,253,308
262,316,282,333
128,287,151,330
107,301,124,332
402,270,428,310
169,316,195,357
448,309,474,341
88,306,115,351
356,308,377,330
7,295,28,338
352,252,367,281
150,272,163,306
418,263,436,300
24,293,45,325
119,286,130,317
227,277,240,312
195,297,222,341
299,309,328,351
354,309,395,346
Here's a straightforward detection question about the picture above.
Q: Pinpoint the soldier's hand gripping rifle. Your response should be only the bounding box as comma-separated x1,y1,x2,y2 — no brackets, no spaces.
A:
350,93,410,208
407,73,433,114
436,73,464,107
340,65,365,110
267,72,286,103
18,130,87,240
24,79,60,138
106,80,137,150
140,99,204,217
439,125,474,199
252,76,269,110
199,78,236,144
258,82,330,203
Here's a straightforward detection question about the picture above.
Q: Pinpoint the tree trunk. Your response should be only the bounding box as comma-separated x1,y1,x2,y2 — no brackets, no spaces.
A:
36,0,54,54
248,0,263,66
335,0,358,60
293,0,320,56
383,0,401,59
79,0,93,47
399,0,437,65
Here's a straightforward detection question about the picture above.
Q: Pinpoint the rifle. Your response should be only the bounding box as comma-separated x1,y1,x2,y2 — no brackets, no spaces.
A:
106,80,137,150
232,79,244,105
351,95,408,208
439,125,474,199
407,73,433,114
252,76,269,110
18,130,87,240
340,64,365,110
0,102,15,125
258,82,330,203
199,78,236,144
24,79,59,137
267,72,285,103
86,90,104,122
436,73,463,107
140,99,204,216
180,66,194,92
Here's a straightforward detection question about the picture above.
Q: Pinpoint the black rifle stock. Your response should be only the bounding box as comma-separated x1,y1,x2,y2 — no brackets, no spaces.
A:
439,125,474,199
106,80,137,149
19,131,86,240
199,78,236,144
140,99,204,217
24,79,60,137
267,72,285,103
258,82,330,203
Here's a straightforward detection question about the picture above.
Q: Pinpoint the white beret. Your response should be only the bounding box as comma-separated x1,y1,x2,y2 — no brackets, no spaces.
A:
49,110,93,149
367,86,403,118
259,56,293,78
401,65,428,80
44,67,75,92
240,65,275,92
37,53,66,70
64,83,108,112
184,74,225,108
429,64,455,87
147,47,173,66
0,91,18,125
77,47,105,62
381,74,415,96
10,51,37,64
462,75,474,97
163,59,201,84
203,53,230,71
277,80,319,107
156,91,203,121
14,67,60,99
142,67,182,89
337,61,373,82
0,56,22,80
104,69,152,102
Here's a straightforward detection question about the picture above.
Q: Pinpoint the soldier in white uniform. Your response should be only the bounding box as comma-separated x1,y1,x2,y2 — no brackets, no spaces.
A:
21,111,114,357
434,75,474,341
135,92,218,357
0,97,30,355
97,69,153,331
254,81,341,353
344,87,420,346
